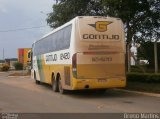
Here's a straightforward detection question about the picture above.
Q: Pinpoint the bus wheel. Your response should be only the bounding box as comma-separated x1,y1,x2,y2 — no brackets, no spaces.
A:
34,71,40,84
58,77,67,94
35,80,40,84
52,76,59,92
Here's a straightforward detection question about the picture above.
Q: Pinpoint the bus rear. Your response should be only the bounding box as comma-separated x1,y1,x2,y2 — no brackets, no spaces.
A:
71,16,126,90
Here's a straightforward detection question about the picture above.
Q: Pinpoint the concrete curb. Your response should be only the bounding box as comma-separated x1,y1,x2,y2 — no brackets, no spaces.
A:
0,72,6,73
8,76,30,78
115,89,160,98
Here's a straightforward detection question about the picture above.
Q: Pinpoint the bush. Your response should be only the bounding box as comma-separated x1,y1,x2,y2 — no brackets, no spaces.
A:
127,73,160,83
1,64,10,71
131,66,144,73
14,62,23,70
130,65,153,73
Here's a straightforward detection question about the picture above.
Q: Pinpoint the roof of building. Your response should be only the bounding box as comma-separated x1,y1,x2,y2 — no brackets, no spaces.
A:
5,58,18,61
0,60,5,63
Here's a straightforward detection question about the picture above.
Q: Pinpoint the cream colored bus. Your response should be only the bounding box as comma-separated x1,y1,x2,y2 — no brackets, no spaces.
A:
31,16,126,94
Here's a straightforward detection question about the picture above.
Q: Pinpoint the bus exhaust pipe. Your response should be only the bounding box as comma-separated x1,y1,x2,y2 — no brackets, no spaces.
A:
85,85,89,89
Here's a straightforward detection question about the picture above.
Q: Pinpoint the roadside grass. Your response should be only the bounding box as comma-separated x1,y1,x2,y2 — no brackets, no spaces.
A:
125,81,160,94
8,71,30,76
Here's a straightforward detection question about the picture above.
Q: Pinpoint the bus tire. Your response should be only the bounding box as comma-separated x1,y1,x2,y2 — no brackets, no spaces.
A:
58,77,67,94
52,75,59,92
35,80,40,84
34,71,40,84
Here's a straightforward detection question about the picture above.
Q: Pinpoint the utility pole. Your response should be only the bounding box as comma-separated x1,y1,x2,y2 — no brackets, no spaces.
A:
2,48,5,66
3,48,4,61
154,40,158,73
127,42,131,72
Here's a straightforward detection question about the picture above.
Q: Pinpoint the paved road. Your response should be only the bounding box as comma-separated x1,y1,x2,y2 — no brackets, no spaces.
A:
0,72,160,113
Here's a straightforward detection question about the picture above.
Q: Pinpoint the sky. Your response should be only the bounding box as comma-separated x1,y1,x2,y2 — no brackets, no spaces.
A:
0,0,55,59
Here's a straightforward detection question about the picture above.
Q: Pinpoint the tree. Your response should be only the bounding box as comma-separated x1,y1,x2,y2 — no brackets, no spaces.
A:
137,41,160,69
1,64,10,71
47,0,90,28
101,0,160,72
14,62,23,70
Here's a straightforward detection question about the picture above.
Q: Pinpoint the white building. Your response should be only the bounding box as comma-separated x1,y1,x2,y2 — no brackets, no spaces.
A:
130,45,137,65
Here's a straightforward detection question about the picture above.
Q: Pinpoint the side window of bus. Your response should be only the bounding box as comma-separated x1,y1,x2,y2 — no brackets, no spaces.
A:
51,32,57,52
48,35,54,52
33,24,72,56
56,29,64,50
63,25,72,49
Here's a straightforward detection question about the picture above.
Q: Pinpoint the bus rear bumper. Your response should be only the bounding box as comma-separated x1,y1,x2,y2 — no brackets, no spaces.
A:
72,77,126,90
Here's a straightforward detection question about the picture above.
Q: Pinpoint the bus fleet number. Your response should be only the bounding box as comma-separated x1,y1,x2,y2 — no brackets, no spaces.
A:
60,52,70,60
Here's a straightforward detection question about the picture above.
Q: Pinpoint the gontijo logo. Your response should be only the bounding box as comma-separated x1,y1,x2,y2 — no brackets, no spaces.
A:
89,21,112,32
82,21,120,40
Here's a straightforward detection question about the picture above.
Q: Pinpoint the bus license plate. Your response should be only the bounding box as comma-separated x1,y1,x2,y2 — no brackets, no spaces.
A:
98,79,107,82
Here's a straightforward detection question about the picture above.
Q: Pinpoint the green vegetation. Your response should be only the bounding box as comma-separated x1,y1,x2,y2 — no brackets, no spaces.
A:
127,73,160,83
126,81,160,94
1,64,10,71
130,65,147,73
14,62,23,70
126,73,160,93
137,41,160,69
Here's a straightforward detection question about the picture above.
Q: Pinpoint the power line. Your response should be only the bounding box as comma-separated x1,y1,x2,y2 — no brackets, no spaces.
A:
0,25,48,33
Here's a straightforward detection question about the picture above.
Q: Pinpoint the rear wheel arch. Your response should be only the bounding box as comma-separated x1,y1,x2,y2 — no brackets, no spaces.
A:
51,72,55,84
51,72,59,92
57,73,67,94
56,73,61,81
34,71,40,84
34,71,36,80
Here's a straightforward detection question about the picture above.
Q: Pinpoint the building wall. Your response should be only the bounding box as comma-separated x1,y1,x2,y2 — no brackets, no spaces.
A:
18,48,24,64
18,48,31,67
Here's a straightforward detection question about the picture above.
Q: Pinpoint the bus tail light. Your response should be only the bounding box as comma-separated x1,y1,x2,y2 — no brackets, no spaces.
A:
72,53,77,78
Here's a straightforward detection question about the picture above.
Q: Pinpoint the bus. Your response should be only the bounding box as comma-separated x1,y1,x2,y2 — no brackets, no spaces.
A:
31,16,126,94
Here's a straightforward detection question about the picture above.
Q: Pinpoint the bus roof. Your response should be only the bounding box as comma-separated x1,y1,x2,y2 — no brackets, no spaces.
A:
34,16,122,44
